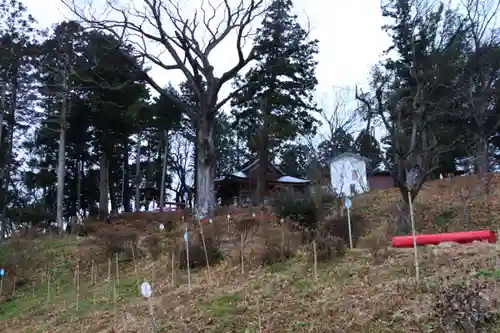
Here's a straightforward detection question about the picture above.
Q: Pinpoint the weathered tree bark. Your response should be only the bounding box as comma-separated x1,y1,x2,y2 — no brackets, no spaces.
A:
0,84,4,158
70,159,82,227
122,138,131,212
395,197,412,235
56,57,69,232
0,83,5,237
99,153,109,219
159,130,169,212
196,116,216,216
55,123,67,231
109,171,118,215
134,133,141,211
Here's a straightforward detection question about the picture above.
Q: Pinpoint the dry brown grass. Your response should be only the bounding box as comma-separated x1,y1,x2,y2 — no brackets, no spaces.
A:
3,174,500,332
4,239,500,333
352,173,500,235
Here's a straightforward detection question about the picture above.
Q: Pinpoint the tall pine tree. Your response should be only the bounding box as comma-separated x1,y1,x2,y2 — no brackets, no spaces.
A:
232,0,319,202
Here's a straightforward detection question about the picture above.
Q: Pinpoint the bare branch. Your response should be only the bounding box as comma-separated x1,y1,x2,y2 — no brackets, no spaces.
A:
61,0,266,114
317,87,358,143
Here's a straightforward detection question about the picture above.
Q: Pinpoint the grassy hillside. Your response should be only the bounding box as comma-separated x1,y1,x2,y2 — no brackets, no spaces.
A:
352,173,500,233
1,174,500,333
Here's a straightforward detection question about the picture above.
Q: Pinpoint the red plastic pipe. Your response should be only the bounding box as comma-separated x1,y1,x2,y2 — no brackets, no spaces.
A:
392,229,496,248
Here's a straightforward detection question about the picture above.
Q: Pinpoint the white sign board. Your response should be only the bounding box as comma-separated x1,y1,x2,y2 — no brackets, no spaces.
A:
140,281,152,298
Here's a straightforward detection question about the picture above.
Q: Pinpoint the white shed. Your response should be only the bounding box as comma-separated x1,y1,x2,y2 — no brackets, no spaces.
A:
329,152,369,196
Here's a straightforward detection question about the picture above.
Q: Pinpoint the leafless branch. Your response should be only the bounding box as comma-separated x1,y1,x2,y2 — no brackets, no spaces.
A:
61,0,267,114
317,87,358,143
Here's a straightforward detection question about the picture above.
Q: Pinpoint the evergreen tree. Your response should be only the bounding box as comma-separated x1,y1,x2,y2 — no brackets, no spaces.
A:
354,130,383,171
0,0,39,233
316,128,355,169
231,0,319,201
279,142,310,178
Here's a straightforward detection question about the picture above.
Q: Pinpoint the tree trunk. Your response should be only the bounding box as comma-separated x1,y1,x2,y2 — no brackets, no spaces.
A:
73,160,82,226
395,189,412,235
122,138,131,212
56,62,68,232
196,117,216,216
55,127,67,232
159,130,169,211
99,152,109,219
109,174,118,214
0,69,18,236
475,135,488,175
0,84,5,156
193,118,198,205
256,105,270,205
134,133,141,211
0,122,13,235
0,83,5,237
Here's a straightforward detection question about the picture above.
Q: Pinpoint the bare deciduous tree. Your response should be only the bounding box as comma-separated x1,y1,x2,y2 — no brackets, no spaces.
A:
305,87,358,172
458,0,500,176
317,87,358,143
61,0,266,215
355,3,467,233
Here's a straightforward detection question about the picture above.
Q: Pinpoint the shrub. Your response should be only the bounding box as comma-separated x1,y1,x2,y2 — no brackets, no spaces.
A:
0,240,47,297
235,221,301,268
432,279,498,333
178,233,223,270
273,192,321,234
97,231,140,260
311,234,346,262
258,235,295,266
144,234,163,260
233,215,260,243
319,214,366,247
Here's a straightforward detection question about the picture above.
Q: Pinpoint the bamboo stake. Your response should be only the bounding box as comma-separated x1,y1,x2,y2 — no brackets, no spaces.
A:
171,251,175,287
107,257,111,282
115,253,120,285
76,259,80,312
46,269,51,303
313,240,318,280
257,298,262,333
90,260,95,286
408,190,420,284
241,233,245,275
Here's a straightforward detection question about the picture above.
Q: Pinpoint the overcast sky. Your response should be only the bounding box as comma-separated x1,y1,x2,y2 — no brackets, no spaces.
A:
23,0,391,142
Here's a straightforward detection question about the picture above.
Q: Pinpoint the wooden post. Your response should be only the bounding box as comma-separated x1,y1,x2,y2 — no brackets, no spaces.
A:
171,251,175,286
347,207,353,249
408,190,419,284
240,233,244,275
313,240,317,280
